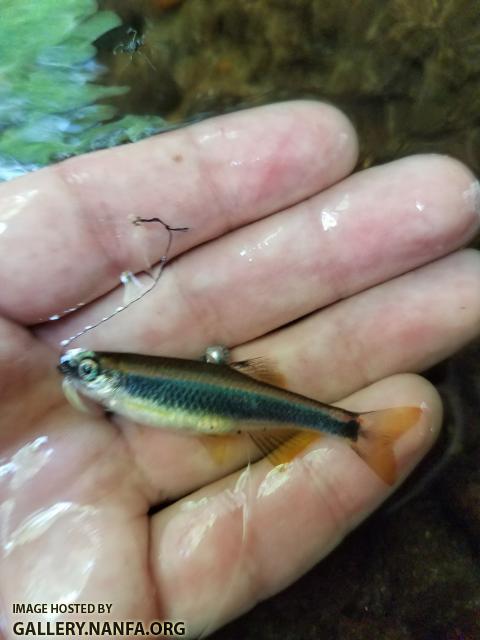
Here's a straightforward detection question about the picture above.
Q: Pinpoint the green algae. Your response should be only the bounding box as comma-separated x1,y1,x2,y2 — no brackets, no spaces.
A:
0,0,167,179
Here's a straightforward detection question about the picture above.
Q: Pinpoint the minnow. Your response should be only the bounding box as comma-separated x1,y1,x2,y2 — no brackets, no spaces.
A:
58,347,422,484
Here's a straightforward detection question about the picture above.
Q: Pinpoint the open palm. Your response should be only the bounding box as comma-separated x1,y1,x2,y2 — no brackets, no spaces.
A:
1,102,479,639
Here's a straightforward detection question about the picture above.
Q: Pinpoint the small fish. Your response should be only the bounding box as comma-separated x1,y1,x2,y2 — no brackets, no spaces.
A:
58,348,422,485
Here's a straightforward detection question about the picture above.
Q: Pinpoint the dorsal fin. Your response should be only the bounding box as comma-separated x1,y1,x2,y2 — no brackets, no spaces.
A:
229,357,286,388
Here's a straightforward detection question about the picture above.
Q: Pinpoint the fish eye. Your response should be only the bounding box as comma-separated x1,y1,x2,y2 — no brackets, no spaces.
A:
78,358,99,381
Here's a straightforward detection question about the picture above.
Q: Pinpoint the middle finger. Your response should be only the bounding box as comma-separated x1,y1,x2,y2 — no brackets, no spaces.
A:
41,154,479,355
114,247,480,502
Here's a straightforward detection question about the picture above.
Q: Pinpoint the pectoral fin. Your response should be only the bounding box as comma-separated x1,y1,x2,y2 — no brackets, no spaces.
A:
199,434,243,465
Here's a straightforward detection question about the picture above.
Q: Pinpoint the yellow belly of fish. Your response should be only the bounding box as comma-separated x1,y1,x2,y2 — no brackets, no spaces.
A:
117,396,234,434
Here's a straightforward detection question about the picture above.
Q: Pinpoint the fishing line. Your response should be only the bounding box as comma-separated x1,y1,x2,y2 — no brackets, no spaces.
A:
60,216,188,348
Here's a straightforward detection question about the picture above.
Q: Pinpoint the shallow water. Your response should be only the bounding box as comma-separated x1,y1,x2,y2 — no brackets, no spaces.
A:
4,0,480,206
97,0,480,178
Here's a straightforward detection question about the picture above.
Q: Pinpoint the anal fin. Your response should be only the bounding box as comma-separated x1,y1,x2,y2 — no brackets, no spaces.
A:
248,429,321,466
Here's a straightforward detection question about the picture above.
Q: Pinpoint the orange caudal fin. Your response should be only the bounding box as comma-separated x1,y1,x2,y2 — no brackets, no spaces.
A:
351,406,423,485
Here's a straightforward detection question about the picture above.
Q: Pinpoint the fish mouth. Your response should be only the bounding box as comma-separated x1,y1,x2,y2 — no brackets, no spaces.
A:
57,361,71,375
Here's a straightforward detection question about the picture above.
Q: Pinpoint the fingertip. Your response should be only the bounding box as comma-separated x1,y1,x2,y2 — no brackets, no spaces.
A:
391,154,480,239
191,99,359,194
280,99,359,178
416,152,479,196
393,374,443,478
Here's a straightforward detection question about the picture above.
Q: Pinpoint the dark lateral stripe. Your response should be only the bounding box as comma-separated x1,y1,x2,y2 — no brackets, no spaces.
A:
120,372,359,438
98,352,356,421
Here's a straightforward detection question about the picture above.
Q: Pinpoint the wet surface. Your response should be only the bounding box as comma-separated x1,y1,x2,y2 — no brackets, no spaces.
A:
212,341,480,639
2,1,480,638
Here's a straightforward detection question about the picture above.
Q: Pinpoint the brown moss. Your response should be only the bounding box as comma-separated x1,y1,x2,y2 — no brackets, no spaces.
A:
98,0,480,175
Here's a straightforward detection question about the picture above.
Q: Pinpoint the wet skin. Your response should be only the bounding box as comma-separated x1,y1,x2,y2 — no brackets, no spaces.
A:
0,101,480,638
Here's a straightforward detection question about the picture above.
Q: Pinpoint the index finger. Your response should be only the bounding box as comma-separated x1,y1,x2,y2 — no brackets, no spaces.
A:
0,101,357,325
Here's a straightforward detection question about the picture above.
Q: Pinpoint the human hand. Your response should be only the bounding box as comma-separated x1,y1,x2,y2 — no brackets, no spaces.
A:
0,102,479,638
